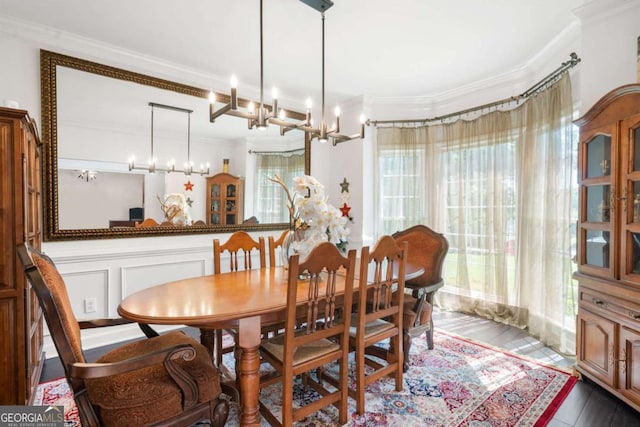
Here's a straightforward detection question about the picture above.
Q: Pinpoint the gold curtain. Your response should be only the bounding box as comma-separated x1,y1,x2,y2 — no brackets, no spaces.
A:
376,74,576,354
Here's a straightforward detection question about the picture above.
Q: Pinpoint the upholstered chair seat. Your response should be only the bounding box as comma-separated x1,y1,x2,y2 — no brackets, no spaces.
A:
86,331,221,426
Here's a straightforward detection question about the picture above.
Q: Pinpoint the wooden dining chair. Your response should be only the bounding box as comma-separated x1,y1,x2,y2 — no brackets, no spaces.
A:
352,236,407,414
321,236,407,415
258,242,357,426
267,229,289,267
208,231,267,369
213,230,266,274
261,229,291,338
134,218,160,227
392,224,448,371
17,244,229,427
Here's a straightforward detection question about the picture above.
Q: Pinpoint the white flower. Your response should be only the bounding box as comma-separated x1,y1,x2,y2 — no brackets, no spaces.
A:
158,193,191,225
271,174,350,259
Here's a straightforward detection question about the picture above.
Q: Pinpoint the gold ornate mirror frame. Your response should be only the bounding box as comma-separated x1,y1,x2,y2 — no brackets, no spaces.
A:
40,49,310,241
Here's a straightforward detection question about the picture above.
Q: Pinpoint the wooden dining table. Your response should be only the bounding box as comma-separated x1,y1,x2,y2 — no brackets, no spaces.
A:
117,262,423,426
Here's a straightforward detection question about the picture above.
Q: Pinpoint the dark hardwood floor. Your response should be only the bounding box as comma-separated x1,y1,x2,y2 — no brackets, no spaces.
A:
40,309,639,426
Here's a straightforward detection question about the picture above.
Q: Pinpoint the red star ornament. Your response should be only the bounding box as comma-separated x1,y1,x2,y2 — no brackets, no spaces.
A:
184,181,194,191
340,203,351,217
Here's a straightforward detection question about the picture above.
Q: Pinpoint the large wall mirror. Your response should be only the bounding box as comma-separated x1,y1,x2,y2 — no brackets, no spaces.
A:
41,50,310,241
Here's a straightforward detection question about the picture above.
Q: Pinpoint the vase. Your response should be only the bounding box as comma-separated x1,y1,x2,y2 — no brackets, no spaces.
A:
281,229,295,269
281,228,311,272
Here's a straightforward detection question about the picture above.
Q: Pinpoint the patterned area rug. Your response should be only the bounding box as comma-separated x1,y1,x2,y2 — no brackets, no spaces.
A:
35,330,577,426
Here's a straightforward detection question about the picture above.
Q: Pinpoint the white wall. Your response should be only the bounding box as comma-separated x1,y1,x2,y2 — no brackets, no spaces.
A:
1,0,639,358
575,0,640,112
58,170,144,229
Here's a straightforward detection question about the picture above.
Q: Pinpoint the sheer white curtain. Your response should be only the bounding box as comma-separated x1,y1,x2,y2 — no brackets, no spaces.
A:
253,152,305,224
376,75,576,354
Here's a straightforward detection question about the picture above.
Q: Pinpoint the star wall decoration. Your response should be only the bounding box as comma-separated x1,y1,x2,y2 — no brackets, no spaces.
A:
340,203,351,217
340,177,350,193
186,197,193,207
184,181,194,191
338,177,354,222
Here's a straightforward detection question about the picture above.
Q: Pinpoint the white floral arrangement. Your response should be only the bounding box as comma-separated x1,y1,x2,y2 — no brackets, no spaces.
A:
270,174,350,260
157,193,191,225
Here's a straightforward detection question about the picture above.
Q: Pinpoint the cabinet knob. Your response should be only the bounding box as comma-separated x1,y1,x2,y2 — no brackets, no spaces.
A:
591,298,605,306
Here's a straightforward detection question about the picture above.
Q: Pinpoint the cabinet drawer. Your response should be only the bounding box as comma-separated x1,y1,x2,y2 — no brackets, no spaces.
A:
580,288,640,325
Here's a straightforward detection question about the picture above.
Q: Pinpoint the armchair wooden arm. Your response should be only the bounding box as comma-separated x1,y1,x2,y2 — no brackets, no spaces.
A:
78,318,160,338
68,343,196,379
77,318,133,329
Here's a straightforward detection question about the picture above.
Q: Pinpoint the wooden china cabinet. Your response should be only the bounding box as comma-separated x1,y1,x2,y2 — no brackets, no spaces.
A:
574,84,640,412
206,172,244,226
0,107,44,404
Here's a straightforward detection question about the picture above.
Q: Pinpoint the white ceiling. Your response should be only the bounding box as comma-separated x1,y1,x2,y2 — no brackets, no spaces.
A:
0,0,584,107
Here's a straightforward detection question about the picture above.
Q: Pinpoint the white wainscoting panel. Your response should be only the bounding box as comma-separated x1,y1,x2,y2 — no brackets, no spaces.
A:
40,231,279,359
62,268,110,320
121,259,206,297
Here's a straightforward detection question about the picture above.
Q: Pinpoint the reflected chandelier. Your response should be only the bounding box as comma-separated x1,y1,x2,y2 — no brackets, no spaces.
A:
208,0,365,146
129,102,210,176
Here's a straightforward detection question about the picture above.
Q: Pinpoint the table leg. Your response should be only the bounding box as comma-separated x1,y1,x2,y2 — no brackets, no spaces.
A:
237,316,261,426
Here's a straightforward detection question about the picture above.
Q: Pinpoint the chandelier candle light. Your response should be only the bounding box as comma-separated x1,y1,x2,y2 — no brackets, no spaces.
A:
129,102,210,176
209,0,365,146
208,0,299,132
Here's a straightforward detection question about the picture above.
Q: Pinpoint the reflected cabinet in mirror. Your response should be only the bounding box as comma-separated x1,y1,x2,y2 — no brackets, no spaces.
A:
41,50,310,240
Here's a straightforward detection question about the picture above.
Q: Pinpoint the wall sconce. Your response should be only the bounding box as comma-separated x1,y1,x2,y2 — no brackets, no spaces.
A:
77,169,97,182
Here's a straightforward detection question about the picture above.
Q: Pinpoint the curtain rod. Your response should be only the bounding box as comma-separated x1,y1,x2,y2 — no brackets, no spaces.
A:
368,52,581,126
247,148,305,155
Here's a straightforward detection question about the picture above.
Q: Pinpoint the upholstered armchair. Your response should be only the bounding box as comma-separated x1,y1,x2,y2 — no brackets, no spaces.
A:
17,244,229,427
392,225,448,371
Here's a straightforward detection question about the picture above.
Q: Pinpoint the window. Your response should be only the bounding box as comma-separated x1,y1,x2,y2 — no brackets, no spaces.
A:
254,153,305,223
378,148,425,233
374,74,577,353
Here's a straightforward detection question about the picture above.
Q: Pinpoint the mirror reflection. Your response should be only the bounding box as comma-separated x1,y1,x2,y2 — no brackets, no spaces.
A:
41,50,310,240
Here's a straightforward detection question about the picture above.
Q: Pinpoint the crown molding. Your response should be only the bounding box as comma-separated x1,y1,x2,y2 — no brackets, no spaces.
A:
0,14,307,110
573,0,640,26
0,15,222,86
0,11,581,125
365,19,581,121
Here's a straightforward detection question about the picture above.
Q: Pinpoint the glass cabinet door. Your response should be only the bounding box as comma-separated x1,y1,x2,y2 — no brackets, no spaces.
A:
206,174,244,226
578,128,615,278
227,184,236,197
211,184,220,197
585,134,611,178
584,230,610,268
585,185,611,223
620,114,640,282
208,183,222,225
